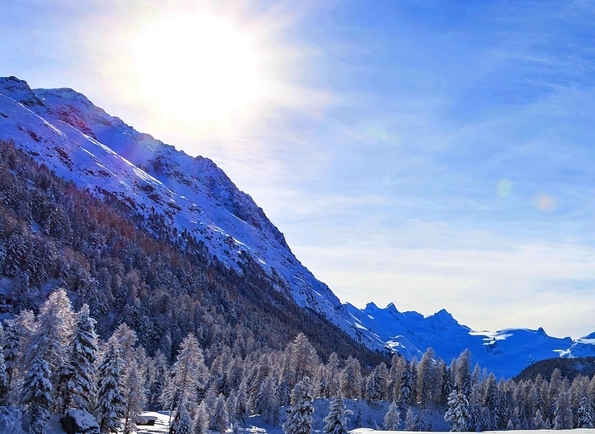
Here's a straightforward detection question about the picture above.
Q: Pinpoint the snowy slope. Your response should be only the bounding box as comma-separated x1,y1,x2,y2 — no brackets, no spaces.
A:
0,76,343,313
1,75,593,378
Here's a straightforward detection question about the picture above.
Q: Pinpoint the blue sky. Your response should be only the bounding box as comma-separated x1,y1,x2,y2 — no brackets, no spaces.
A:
1,0,594,338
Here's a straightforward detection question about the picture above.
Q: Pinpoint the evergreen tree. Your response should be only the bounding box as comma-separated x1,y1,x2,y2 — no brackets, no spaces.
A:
0,406,25,434
211,395,229,434
383,401,401,431
193,402,209,434
34,289,75,383
404,408,415,431
2,310,35,402
454,350,472,397
288,333,319,384
19,349,53,434
162,333,208,430
553,390,573,430
283,376,315,434
341,356,362,399
324,391,352,434
122,360,147,434
416,347,438,408
256,375,280,425
577,395,594,428
173,403,194,434
444,390,471,432
398,363,414,407
366,362,389,402
534,409,548,429
95,341,125,433
0,325,8,407
55,304,98,414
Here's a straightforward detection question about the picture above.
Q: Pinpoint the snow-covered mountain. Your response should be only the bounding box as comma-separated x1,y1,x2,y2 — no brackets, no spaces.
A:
342,302,584,378
1,75,593,378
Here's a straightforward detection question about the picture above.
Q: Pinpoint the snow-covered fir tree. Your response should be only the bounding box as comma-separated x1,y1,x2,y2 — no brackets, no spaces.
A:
95,338,125,433
404,408,415,431
122,359,147,434
398,362,415,407
341,356,362,399
444,389,471,432
383,401,401,431
534,408,548,429
161,333,208,430
174,403,194,434
553,389,573,429
193,402,209,434
1,310,35,404
577,395,594,428
323,391,351,434
55,303,98,415
283,376,315,434
256,375,280,425
0,406,25,434
0,325,8,406
211,394,229,434
19,348,53,434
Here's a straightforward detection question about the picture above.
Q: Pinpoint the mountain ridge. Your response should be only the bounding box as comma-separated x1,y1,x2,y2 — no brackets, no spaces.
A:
1,75,594,379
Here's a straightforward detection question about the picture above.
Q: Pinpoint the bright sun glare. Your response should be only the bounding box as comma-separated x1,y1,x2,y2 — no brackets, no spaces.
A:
124,12,270,131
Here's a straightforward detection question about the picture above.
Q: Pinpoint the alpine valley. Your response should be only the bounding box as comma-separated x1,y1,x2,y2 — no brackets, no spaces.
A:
1,75,593,379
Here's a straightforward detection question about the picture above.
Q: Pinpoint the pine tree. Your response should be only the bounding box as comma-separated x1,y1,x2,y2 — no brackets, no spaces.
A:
444,389,471,432
56,304,98,414
404,408,415,431
288,333,319,384
19,349,53,434
398,363,414,406
0,325,9,407
174,403,194,434
454,350,472,397
553,390,573,430
534,409,548,429
34,289,75,381
193,402,209,434
577,395,594,428
2,310,35,403
416,347,438,408
122,360,147,434
256,375,280,425
162,333,208,430
283,376,315,434
0,406,25,434
340,356,362,399
324,391,352,434
383,401,401,431
212,394,229,434
95,341,125,433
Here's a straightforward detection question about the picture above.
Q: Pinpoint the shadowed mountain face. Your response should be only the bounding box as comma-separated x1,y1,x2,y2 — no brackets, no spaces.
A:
1,75,593,378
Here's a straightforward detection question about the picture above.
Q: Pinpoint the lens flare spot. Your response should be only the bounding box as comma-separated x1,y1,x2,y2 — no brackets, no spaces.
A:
534,194,557,212
496,179,512,197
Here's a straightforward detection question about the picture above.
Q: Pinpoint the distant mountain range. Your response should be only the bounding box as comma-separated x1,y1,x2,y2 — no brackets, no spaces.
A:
1,75,594,378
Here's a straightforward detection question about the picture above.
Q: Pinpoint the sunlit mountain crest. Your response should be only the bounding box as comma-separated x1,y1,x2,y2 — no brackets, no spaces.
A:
1,75,594,379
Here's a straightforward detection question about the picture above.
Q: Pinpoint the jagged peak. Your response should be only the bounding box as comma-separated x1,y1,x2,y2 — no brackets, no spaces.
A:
364,301,380,311
385,302,400,314
0,76,45,108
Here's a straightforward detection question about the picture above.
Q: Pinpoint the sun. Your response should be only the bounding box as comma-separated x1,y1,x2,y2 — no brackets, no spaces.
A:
120,11,272,133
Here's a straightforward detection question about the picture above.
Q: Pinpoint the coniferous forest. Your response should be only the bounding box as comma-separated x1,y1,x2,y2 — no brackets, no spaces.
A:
3,138,595,433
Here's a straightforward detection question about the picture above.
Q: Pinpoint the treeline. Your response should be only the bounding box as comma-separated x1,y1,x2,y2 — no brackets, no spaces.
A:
0,138,385,367
515,357,595,383
4,289,595,434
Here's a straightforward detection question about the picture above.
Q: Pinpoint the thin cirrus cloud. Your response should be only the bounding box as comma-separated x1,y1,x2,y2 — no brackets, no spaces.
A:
1,0,594,338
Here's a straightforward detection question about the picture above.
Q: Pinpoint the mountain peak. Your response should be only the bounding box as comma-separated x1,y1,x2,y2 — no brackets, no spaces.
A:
0,76,45,108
